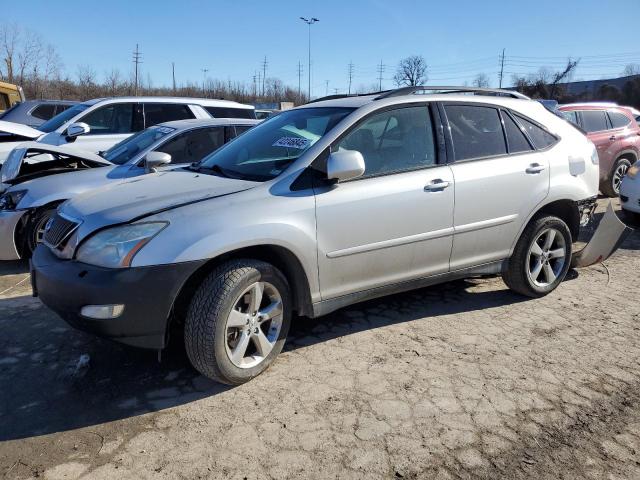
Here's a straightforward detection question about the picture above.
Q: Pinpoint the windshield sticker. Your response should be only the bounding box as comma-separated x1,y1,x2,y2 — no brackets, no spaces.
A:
272,137,310,150
157,126,177,134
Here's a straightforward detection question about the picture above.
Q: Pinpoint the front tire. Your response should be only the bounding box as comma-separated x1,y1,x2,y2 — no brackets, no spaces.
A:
24,207,57,257
503,215,572,298
184,259,291,385
601,157,632,198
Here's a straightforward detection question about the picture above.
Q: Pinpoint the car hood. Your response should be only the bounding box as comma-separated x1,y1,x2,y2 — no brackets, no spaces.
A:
61,168,259,232
0,120,43,139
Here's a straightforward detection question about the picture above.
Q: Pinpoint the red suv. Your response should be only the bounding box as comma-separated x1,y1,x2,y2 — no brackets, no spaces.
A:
558,104,640,196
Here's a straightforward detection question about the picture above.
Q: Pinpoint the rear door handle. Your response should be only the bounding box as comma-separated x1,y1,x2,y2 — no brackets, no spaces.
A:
525,163,546,174
610,135,617,141
424,179,451,191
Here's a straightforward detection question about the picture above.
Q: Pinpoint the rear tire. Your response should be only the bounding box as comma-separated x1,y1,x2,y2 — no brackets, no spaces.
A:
601,157,632,198
184,259,291,385
24,207,57,257
503,215,572,298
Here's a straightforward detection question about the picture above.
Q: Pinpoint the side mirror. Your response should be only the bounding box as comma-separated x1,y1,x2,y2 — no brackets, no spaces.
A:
66,122,90,138
145,151,171,173
327,150,365,182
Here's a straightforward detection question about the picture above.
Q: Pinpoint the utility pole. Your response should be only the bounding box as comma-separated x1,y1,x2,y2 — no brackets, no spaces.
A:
132,44,142,96
498,48,505,88
300,17,319,100
325,80,329,96
172,62,176,93
377,60,385,91
297,61,303,97
252,71,257,97
261,56,268,96
347,61,354,95
257,70,262,98
333,88,339,95
201,68,209,95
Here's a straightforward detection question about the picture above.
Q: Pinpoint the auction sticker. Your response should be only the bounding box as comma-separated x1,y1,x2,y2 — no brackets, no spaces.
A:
272,137,310,149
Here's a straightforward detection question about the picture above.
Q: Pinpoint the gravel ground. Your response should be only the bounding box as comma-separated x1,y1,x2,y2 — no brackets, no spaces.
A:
0,199,639,479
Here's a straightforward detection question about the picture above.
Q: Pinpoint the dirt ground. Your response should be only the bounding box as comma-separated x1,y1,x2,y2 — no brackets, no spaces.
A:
1,199,640,479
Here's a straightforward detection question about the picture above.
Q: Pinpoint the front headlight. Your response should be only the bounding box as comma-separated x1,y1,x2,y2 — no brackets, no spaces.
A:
0,189,27,211
627,164,639,179
75,222,168,268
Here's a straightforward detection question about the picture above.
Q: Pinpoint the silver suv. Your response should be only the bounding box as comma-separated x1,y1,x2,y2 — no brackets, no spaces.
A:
32,87,603,385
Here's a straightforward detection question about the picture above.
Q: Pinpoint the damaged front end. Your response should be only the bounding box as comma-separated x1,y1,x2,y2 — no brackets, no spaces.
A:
572,201,633,268
0,143,110,192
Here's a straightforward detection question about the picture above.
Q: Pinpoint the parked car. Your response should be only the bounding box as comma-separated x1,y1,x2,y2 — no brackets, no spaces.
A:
620,163,640,221
558,103,640,197
0,100,78,127
34,86,612,385
0,81,25,112
0,96,256,164
0,118,258,259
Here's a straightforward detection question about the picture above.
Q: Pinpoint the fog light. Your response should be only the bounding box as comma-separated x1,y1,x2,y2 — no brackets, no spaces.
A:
80,304,125,319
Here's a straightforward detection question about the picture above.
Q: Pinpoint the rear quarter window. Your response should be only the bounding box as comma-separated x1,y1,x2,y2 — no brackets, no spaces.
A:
205,106,256,119
608,111,632,129
513,114,558,149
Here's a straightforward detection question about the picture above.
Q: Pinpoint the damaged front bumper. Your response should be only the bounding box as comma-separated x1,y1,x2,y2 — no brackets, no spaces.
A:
0,209,25,260
572,201,633,268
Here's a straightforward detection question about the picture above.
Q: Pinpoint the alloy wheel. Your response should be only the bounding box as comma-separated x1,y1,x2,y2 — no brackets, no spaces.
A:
613,163,629,194
224,281,283,369
526,228,567,288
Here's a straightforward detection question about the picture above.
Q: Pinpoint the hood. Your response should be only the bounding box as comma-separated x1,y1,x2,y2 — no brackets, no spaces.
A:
0,141,111,186
16,165,134,208
61,168,259,231
0,120,43,139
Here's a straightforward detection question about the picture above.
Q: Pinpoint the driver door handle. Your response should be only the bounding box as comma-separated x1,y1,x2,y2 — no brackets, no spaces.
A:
525,163,546,174
424,179,451,191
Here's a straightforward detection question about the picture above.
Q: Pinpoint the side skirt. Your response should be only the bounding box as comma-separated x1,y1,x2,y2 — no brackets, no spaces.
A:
311,259,507,318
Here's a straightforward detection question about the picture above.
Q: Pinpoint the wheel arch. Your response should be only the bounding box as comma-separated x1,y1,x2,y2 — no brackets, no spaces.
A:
511,199,580,255
169,244,314,338
15,199,66,257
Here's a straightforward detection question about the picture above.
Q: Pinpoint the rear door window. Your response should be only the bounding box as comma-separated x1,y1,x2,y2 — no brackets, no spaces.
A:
502,111,533,153
580,110,609,133
608,111,632,129
560,110,579,126
444,105,507,161
143,103,195,127
156,126,225,164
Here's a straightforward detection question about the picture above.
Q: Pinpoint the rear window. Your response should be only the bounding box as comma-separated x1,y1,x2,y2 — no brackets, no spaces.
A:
608,111,631,129
580,110,609,133
143,103,195,127
513,114,557,149
205,106,256,119
445,105,507,161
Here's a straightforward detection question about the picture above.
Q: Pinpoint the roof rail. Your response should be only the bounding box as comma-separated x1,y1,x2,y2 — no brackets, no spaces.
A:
375,86,530,100
305,90,390,104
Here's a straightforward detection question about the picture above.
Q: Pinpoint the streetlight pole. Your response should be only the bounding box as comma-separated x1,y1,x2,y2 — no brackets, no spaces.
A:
300,17,318,100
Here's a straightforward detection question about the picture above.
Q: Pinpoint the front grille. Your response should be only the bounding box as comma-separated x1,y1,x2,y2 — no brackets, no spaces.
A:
43,214,80,248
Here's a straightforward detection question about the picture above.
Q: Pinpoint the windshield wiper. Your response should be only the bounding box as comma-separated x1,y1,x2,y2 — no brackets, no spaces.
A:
190,163,234,179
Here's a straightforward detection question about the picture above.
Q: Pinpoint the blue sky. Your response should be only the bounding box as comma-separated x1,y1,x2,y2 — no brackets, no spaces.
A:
7,0,640,96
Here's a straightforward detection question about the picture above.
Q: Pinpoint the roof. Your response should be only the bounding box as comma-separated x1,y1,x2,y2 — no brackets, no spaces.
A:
159,118,261,130
16,99,78,106
80,97,254,109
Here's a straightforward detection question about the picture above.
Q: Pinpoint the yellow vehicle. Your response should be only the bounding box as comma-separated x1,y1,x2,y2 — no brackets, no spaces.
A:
0,81,25,112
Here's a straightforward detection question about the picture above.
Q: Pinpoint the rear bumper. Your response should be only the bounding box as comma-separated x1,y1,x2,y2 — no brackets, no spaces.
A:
31,245,205,349
0,210,24,260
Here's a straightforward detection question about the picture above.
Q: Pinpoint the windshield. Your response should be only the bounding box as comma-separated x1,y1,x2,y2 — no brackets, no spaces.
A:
38,103,89,133
196,107,354,181
102,126,176,165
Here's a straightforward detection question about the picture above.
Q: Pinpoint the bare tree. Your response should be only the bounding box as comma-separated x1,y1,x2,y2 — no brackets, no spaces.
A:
17,30,44,85
0,23,20,82
622,64,640,77
104,68,122,96
76,64,97,100
393,55,427,87
472,73,490,88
